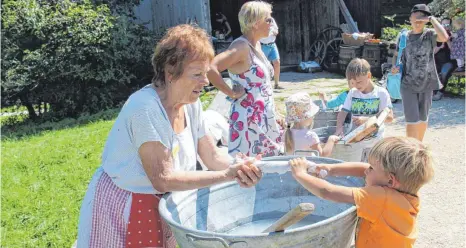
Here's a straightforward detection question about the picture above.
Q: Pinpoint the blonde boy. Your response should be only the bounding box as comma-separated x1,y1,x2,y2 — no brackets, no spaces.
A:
335,58,394,136
289,136,434,248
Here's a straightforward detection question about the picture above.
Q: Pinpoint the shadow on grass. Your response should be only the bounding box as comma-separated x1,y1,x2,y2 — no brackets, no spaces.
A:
1,108,120,140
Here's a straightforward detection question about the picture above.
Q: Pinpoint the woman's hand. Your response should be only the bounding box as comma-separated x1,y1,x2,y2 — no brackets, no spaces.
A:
352,116,369,126
391,65,400,74
230,84,246,99
226,153,262,188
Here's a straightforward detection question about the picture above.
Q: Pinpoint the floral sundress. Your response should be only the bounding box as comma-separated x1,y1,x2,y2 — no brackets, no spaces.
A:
227,37,283,157
451,28,465,61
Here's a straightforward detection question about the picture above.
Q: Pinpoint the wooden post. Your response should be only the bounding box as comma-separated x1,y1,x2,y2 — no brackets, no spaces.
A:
338,0,359,33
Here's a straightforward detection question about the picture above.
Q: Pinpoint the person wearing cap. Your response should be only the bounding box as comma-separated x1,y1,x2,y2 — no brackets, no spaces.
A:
260,17,282,89
284,92,340,156
391,4,449,142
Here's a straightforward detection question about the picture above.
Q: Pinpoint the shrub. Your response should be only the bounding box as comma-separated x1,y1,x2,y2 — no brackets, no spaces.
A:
1,0,156,120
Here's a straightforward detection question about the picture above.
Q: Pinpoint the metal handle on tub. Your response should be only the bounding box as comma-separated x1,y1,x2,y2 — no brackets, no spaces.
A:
294,149,320,157
186,233,247,248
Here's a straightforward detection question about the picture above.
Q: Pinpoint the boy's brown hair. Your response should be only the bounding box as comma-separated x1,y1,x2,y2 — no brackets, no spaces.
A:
368,137,434,194
345,58,371,80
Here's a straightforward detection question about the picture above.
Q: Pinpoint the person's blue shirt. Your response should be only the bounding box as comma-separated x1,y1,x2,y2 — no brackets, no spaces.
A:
326,91,348,109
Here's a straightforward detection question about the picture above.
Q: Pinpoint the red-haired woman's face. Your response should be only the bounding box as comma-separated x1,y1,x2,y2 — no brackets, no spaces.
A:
169,60,210,104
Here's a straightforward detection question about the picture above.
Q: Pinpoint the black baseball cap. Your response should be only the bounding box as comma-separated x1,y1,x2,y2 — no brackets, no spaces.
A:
411,4,432,16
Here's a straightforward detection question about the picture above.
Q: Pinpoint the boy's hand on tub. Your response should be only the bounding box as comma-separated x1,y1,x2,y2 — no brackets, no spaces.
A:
334,126,344,136
352,116,369,126
289,158,328,178
327,135,340,143
311,164,331,178
289,157,310,177
391,66,400,74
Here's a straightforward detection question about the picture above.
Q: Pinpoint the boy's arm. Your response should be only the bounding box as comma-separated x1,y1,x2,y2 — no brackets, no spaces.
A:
335,111,348,135
321,162,369,177
327,92,347,109
293,172,355,204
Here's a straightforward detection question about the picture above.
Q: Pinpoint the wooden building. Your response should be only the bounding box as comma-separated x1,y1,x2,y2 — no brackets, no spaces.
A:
134,0,409,65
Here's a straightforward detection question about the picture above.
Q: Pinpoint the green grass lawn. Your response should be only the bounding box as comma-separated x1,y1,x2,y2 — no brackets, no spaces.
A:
2,117,114,247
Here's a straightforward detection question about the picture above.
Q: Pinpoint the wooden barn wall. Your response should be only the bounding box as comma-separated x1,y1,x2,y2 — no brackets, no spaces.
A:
272,0,303,64
212,0,340,65
344,0,382,37
134,0,211,36
300,0,340,61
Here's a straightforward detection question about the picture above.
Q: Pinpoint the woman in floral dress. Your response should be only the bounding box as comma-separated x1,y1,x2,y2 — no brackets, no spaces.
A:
208,1,284,157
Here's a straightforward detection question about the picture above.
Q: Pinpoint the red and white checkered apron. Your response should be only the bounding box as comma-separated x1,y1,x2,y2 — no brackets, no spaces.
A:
89,172,176,248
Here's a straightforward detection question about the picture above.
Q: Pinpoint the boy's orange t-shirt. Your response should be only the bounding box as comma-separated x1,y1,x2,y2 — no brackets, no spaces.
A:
352,186,420,248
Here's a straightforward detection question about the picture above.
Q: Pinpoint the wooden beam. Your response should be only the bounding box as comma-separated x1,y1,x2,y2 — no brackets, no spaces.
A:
338,0,359,33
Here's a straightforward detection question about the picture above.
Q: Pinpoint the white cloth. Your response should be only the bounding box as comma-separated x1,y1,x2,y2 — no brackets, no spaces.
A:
260,18,278,44
203,110,229,145
100,84,206,194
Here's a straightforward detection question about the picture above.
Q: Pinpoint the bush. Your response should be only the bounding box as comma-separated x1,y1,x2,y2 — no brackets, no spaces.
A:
1,0,156,120
429,0,465,18
381,24,412,42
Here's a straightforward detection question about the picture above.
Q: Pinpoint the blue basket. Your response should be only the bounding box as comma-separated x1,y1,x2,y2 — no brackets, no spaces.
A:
386,29,408,100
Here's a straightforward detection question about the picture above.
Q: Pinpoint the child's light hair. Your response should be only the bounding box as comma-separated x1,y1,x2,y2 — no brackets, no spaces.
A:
345,58,371,80
284,124,295,155
238,1,272,34
368,137,434,194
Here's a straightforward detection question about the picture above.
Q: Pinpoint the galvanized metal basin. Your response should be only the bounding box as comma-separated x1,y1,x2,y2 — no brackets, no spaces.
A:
314,126,383,163
159,156,365,248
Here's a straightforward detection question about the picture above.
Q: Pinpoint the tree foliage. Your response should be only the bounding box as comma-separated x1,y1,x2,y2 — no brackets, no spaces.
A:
429,0,465,18
1,0,157,120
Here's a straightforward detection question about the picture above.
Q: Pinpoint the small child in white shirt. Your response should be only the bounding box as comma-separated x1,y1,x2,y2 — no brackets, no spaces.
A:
284,92,340,156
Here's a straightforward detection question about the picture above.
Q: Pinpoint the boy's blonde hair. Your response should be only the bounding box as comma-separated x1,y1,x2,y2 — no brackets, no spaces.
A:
345,58,371,80
238,1,272,34
368,137,434,194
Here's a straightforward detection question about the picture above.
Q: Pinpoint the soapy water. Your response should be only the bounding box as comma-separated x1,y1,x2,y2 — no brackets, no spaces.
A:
225,214,328,235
